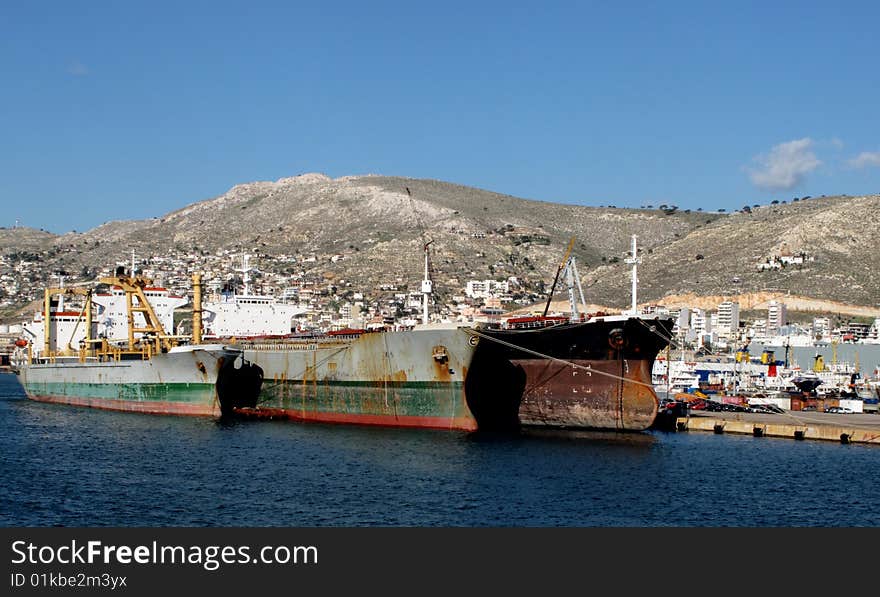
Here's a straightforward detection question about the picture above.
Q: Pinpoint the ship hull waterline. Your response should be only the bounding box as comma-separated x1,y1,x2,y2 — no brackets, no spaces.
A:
235,379,477,431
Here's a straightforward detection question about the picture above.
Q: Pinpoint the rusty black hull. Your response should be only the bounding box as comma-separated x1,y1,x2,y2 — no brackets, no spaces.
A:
465,317,674,431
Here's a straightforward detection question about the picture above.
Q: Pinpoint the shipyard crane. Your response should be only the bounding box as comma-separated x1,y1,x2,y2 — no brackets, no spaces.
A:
40,284,95,355
542,237,586,319
97,273,175,353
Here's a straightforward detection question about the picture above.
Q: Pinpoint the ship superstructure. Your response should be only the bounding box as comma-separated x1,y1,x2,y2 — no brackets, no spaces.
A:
202,255,307,338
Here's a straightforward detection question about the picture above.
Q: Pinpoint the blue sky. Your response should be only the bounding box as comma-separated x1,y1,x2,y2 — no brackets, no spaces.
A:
2,0,879,233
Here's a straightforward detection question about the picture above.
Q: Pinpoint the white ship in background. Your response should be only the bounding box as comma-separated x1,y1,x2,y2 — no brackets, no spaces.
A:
201,255,307,339
93,281,186,341
21,255,311,354
21,271,185,359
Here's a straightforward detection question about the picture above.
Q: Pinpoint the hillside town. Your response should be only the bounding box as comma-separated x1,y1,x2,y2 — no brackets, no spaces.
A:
2,242,879,351
0,245,547,332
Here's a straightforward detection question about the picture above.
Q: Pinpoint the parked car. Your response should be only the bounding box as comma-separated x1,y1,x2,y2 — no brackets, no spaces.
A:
721,403,748,412
704,401,724,412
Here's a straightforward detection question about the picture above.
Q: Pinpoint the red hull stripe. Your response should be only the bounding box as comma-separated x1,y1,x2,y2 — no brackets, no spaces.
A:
234,407,478,431
27,394,218,417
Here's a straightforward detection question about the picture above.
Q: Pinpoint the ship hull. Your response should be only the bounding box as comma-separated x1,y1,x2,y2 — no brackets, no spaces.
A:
465,317,674,431
18,347,262,417
237,327,478,431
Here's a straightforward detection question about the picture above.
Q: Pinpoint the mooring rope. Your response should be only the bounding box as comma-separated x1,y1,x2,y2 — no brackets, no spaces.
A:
636,317,680,348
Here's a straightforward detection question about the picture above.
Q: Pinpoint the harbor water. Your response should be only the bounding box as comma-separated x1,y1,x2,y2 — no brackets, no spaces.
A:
1,373,877,527
748,342,880,375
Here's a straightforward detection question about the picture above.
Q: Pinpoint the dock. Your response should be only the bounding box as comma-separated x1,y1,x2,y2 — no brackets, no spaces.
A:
675,411,880,445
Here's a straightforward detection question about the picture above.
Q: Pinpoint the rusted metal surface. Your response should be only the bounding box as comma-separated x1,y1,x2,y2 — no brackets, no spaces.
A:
239,326,478,430
511,357,659,430
466,316,673,431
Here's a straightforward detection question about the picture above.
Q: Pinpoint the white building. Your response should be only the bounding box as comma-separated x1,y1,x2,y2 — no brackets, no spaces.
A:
715,301,740,339
465,279,509,299
690,308,712,340
812,317,832,340
670,307,690,337
767,301,787,335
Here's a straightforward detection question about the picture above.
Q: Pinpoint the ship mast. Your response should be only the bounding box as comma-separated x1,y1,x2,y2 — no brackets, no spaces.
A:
624,234,640,315
421,241,433,325
236,254,252,296
56,273,65,312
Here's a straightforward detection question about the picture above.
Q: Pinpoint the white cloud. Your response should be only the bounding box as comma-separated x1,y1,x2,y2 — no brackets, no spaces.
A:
848,151,880,169
67,61,89,76
747,138,821,190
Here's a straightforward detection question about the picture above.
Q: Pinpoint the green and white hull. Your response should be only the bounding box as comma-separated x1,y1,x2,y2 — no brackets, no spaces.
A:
18,345,263,417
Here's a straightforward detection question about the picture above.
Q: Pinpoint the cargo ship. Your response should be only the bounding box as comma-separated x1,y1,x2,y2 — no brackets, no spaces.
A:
465,313,674,431
228,237,671,432
463,235,673,432
13,271,262,417
236,324,478,430
227,246,479,430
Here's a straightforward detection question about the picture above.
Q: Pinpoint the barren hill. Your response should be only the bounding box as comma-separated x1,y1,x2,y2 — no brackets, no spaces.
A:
1,175,878,319
584,194,880,309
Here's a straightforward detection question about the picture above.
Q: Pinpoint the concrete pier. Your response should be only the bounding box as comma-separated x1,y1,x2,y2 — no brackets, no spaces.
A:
675,411,880,445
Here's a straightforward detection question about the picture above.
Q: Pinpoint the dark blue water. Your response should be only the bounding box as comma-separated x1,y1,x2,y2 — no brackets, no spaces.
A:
1,373,877,527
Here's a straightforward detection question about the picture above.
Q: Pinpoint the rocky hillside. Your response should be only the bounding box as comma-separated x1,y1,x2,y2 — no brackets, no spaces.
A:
1,174,878,317
585,194,880,309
